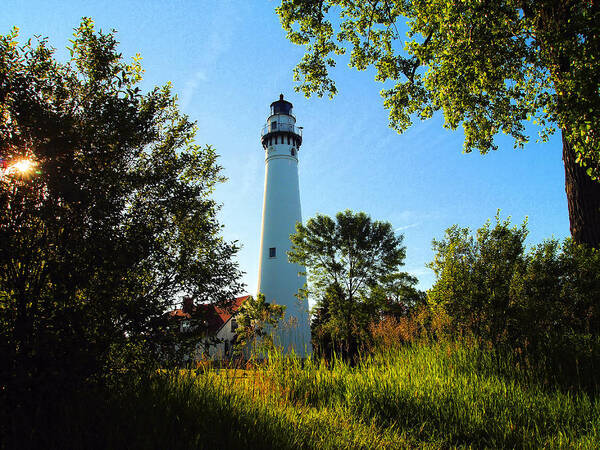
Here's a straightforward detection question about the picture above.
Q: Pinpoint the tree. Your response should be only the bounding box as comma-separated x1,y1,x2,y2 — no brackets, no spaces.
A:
427,214,528,342
288,210,410,359
367,271,426,321
0,19,243,395
235,293,286,359
426,213,600,343
277,0,600,247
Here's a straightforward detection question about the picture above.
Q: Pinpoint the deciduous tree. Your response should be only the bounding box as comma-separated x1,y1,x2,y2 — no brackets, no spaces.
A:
0,19,243,393
235,293,285,358
289,210,410,359
277,0,600,247
427,214,528,342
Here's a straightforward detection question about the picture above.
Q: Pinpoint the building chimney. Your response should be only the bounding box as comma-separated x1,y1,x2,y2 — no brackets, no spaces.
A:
182,296,194,314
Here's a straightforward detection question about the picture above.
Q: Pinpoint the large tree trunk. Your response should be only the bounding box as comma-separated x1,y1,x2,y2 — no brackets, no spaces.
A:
562,131,600,248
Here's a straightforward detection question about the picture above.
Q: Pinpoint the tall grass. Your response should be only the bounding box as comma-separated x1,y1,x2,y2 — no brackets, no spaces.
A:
263,340,600,448
3,366,411,449
3,340,598,449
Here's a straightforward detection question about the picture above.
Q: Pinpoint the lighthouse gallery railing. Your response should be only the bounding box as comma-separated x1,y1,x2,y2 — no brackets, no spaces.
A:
261,123,303,137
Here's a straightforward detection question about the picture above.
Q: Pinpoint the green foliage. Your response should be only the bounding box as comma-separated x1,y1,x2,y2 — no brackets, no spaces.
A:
0,19,242,395
510,238,600,339
427,213,600,390
277,0,600,177
427,213,528,341
289,210,416,360
369,271,427,317
267,341,600,448
235,293,286,357
7,342,598,449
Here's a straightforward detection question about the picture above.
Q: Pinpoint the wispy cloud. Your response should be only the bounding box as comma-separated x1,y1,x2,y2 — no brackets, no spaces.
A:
406,267,432,277
180,70,208,111
180,0,237,111
395,222,420,232
393,209,440,225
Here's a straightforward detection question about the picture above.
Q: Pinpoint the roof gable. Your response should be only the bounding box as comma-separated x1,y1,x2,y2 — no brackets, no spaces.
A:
170,295,249,335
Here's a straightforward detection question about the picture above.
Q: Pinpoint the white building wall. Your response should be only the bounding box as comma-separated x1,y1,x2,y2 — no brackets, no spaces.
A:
205,316,237,359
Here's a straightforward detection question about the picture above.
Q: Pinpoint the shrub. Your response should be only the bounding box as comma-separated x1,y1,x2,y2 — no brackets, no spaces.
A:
426,214,600,391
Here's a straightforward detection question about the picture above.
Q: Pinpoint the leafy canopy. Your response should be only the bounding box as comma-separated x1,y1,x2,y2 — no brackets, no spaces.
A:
427,213,529,341
427,213,600,343
0,19,242,388
289,210,412,358
277,0,600,177
289,210,406,303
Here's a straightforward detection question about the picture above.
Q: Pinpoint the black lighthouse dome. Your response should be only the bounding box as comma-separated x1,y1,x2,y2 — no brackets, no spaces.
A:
270,93,293,116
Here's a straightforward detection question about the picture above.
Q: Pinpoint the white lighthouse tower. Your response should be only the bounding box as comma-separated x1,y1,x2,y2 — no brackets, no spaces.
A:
257,94,311,357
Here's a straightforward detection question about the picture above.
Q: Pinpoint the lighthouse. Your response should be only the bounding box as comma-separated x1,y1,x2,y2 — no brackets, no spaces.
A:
257,94,311,357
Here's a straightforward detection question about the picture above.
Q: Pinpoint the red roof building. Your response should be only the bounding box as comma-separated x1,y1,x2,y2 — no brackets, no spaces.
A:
170,295,249,359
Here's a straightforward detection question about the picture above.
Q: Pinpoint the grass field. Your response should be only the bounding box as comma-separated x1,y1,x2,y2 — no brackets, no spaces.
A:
7,341,599,449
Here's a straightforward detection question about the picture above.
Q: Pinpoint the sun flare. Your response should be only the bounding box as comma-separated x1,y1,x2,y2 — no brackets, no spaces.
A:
11,159,35,174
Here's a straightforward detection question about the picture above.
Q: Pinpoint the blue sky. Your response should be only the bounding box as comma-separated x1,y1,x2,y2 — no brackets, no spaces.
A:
2,0,570,295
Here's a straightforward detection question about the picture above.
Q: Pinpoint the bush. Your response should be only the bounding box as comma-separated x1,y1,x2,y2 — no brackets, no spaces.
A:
426,214,600,391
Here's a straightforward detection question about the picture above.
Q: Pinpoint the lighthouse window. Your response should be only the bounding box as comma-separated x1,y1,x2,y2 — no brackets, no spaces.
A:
271,121,277,131
291,148,296,156
269,247,276,258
